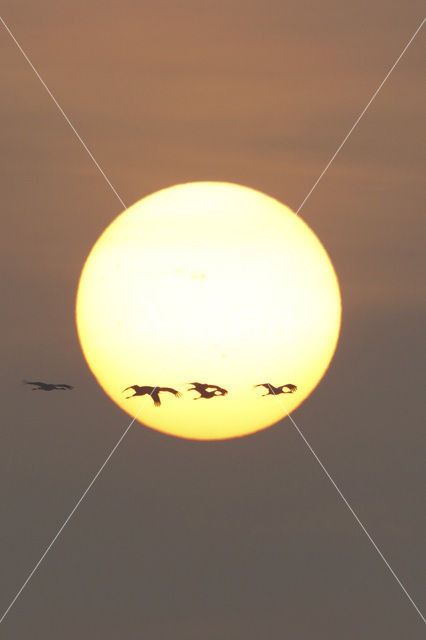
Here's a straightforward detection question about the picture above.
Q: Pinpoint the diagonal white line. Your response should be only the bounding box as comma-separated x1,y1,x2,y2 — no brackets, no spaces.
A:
1,8,425,631
264,386,426,624
0,14,177,627
0,382,170,625
295,16,425,215
0,416,136,625
0,15,127,211
258,19,426,623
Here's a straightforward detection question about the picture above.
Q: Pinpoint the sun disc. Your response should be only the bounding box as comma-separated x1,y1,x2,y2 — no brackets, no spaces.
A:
76,182,341,440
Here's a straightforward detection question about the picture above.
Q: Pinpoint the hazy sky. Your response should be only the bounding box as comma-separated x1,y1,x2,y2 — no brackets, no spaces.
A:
1,2,425,638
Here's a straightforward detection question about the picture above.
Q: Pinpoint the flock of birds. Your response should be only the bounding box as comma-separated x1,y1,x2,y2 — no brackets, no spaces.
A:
23,380,297,407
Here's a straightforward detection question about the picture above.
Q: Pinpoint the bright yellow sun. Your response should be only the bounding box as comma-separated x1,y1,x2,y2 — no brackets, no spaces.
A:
76,182,341,440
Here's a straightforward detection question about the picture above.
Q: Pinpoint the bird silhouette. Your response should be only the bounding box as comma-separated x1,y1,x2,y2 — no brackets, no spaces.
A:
23,380,74,391
187,382,228,399
254,383,297,396
123,385,181,406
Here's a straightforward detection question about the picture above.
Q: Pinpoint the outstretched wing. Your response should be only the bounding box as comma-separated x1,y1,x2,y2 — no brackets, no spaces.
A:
187,382,202,391
204,383,226,392
23,380,45,387
254,383,269,389
160,387,182,397
282,384,297,393
123,385,137,392
211,385,228,395
150,390,162,406
55,384,74,390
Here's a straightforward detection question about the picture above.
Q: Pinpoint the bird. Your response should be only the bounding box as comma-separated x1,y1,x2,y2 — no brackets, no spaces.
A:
23,380,74,391
123,385,181,406
187,382,228,399
254,383,297,396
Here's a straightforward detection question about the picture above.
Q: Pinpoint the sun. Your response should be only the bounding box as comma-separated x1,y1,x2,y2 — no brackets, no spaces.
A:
75,182,341,440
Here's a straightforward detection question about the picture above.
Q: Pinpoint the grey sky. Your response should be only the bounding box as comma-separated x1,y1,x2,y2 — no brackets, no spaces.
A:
0,1,425,637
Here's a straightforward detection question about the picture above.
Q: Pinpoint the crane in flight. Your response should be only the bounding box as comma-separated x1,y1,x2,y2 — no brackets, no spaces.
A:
187,382,228,399
254,383,297,396
23,380,74,391
123,385,181,407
